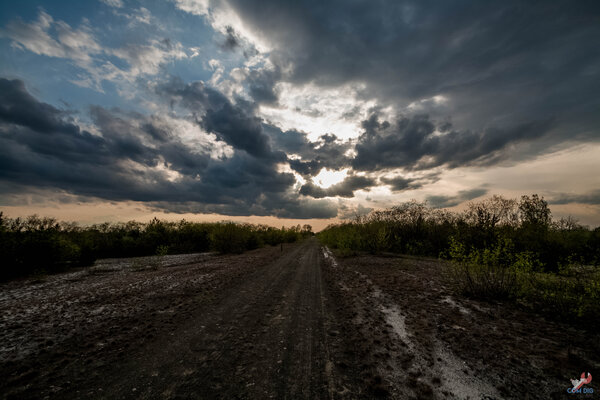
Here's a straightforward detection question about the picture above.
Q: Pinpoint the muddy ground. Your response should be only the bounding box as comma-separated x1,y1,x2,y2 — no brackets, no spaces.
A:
1,238,597,399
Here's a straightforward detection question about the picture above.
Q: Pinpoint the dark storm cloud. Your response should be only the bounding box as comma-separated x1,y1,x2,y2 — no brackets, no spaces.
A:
147,196,337,219
287,159,320,176
426,188,488,209
0,79,161,173
157,77,282,160
352,114,553,172
379,176,415,191
0,78,337,218
379,173,440,192
157,78,229,111
90,107,212,176
202,101,278,159
319,134,337,144
263,125,307,155
299,175,375,199
0,78,79,136
548,190,600,206
263,126,351,176
264,196,338,219
245,67,281,105
226,0,600,148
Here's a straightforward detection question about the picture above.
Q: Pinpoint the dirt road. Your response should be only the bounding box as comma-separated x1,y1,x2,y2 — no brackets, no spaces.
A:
93,238,337,399
1,239,357,399
1,238,598,399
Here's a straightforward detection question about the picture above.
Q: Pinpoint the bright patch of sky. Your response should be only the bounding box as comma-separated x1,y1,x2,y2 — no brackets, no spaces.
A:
312,168,348,189
260,82,377,141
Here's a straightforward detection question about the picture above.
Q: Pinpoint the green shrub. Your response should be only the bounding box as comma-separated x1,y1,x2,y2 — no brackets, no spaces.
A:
447,236,600,326
518,263,600,323
156,245,169,256
446,237,520,300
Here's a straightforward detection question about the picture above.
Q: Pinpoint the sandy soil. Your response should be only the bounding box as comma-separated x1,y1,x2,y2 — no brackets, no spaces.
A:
1,238,598,399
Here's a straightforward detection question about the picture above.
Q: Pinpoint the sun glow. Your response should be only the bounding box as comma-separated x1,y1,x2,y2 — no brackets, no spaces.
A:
312,168,348,189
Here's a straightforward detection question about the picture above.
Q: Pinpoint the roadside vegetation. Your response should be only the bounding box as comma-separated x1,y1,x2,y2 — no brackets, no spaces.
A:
318,194,600,325
0,212,313,281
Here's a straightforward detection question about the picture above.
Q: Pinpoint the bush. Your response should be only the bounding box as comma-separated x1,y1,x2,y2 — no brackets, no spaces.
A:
447,236,600,326
446,237,520,300
519,263,600,323
0,213,309,280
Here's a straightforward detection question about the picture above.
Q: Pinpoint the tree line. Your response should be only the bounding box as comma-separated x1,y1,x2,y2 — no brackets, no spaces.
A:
319,194,599,271
0,213,313,281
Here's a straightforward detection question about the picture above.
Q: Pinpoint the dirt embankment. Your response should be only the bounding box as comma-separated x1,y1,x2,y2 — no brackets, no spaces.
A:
1,239,597,399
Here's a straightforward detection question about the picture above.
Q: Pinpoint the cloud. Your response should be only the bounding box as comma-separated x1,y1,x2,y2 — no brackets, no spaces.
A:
221,0,600,153
337,202,373,220
4,2,599,222
352,114,553,172
426,188,488,209
157,76,354,179
202,102,277,159
221,26,240,50
264,128,351,176
0,77,337,218
112,38,187,77
157,77,282,160
267,197,338,219
380,173,440,192
299,175,375,198
244,66,281,104
101,0,124,8
2,11,101,63
2,10,187,92
548,190,600,205
171,0,210,17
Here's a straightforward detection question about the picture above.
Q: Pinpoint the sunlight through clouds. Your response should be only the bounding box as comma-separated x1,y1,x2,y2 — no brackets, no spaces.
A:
312,168,348,189
260,82,377,141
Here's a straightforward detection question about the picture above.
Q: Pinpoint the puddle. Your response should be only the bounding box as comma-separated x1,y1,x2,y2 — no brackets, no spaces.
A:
321,247,338,267
433,341,498,399
380,304,412,348
358,271,496,399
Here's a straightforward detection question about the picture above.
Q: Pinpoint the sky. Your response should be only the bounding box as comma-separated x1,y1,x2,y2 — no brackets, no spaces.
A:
0,0,599,230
